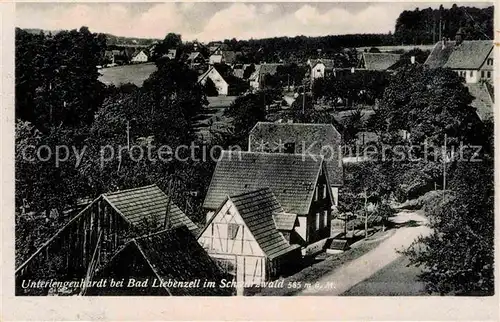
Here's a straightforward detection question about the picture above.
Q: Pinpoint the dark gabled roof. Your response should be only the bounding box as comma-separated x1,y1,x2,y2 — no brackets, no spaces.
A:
228,189,300,259
103,184,198,233
203,151,324,215
310,59,335,70
361,53,401,70
273,212,298,231
249,64,282,81
466,83,494,121
424,41,456,68
443,40,493,70
131,226,231,295
249,122,343,185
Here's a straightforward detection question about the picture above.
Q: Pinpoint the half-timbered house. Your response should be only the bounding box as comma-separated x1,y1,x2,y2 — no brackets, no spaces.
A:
248,122,343,204
203,151,335,246
198,188,302,286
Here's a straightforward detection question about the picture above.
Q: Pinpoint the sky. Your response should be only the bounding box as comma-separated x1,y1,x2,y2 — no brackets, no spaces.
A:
16,2,493,42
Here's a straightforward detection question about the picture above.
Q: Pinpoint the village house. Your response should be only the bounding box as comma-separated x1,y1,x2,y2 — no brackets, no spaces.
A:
187,51,206,67
165,49,177,60
209,46,238,65
202,151,335,246
198,188,302,287
424,32,494,121
88,226,232,296
104,49,127,65
424,34,494,84
249,63,282,89
248,122,343,205
308,59,335,80
15,184,198,295
198,65,230,95
358,52,402,71
131,49,148,63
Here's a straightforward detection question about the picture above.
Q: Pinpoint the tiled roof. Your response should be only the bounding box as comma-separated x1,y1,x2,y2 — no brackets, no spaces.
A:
273,212,298,231
203,151,323,215
133,226,231,295
466,83,494,121
229,189,300,259
249,64,282,81
103,184,198,233
310,59,335,70
424,41,456,68
443,41,493,70
187,52,203,61
361,53,401,70
249,122,343,185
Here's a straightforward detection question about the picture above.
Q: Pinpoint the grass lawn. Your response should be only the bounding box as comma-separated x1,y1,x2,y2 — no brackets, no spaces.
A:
249,229,395,296
98,63,157,87
341,255,427,296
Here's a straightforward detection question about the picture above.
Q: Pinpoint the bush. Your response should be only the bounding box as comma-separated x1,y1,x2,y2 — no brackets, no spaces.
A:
204,78,218,97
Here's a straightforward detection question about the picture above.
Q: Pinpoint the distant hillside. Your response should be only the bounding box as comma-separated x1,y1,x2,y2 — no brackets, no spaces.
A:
105,34,160,46
21,28,159,47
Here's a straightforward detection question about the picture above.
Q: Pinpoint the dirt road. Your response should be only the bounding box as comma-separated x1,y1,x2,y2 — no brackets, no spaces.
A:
299,211,430,296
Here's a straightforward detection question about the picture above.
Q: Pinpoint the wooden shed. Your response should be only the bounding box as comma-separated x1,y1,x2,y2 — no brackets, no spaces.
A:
198,188,302,286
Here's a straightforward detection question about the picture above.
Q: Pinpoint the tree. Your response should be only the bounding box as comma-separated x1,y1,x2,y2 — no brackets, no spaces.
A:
15,27,107,131
224,93,267,147
375,65,480,147
204,78,219,97
153,33,182,61
15,121,84,217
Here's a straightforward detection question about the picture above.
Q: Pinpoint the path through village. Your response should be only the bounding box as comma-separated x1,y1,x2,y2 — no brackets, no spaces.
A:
299,211,431,296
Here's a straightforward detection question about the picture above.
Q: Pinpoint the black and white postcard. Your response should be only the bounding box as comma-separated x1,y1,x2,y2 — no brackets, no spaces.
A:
1,1,498,320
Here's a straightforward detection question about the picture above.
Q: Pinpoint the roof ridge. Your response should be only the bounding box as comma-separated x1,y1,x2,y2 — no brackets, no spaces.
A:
133,226,185,241
103,184,158,196
222,149,325,159
256,121,334,127
228,187,271,199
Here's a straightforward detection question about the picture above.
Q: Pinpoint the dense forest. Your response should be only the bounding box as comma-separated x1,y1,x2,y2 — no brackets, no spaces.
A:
394,5,494,44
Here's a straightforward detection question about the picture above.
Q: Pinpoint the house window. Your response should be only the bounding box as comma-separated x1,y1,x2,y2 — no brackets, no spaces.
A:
323,210,328,228
228,223,239,240
470,71,474,77
315,186,319,201
481,71,485,78
322,185,327,199
315,213,320,230
487,58,493,65
487,71,491,78
284,142,295,154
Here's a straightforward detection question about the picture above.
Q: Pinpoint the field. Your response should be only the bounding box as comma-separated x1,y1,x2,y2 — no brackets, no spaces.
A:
98,63,157,87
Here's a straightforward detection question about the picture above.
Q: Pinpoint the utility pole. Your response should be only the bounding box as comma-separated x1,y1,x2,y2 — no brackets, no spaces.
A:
126,120,130,150
442,133,447,203
302,86,305,115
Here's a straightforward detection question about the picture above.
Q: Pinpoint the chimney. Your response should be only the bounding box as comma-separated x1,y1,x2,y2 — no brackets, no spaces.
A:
411,56,416,64
455,28,464,46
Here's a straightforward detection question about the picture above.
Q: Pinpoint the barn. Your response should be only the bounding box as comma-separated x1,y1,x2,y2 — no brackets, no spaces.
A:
87,226,232,296
15,184,198,295
198,188,302,287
